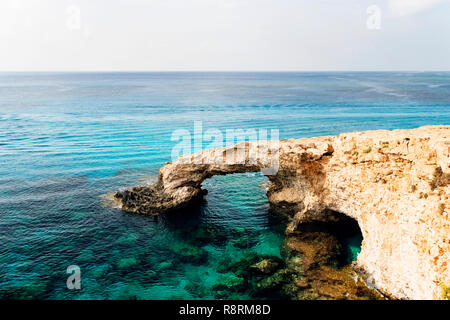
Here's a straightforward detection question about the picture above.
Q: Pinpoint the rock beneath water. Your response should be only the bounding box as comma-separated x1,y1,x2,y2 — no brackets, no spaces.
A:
284,231,342,271
217,253,282,278
214,253,287,298
252,269,292,297
213,273,245,292
233,227,246,234
117,257,139,269
250,259,282,275
232,234,259,249
157,261,173,271
144,270,158,280
115,126,450,300
88,264,112,278
77,248,96,263
2,279,51,300
285,265,385,300
280,227,385,300
177,225,228,246
168,241,208,264
116,233,139,245
184,281,210,298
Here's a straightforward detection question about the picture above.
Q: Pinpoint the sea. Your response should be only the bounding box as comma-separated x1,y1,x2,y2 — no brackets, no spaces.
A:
0,71,449,299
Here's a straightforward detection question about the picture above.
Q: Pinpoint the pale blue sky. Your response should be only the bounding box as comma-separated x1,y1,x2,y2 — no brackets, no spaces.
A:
1,0,449,71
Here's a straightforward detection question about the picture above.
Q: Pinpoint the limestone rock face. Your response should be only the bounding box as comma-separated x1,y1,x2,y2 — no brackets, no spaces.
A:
115,126,449,300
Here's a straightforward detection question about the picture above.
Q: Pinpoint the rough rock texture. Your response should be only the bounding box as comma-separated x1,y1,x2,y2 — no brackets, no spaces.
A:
116,126,450,300
250,259,282,275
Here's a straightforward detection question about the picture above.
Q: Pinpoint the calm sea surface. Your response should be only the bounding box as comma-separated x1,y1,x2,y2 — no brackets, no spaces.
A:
0,72,449,299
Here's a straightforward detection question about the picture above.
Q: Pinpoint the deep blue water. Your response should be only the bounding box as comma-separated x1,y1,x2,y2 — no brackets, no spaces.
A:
0,72,449,299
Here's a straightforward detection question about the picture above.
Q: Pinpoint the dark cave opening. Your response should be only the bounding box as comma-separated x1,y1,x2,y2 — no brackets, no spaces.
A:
294,210,364,267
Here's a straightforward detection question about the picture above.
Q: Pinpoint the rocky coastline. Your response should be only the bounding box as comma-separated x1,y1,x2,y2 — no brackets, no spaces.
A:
115,126,449,300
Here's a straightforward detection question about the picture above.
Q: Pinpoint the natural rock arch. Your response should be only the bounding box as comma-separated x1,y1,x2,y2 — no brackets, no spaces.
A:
115,126,450,300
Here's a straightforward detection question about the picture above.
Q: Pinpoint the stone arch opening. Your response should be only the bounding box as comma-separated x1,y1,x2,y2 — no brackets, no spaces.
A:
195,172,286,248
156,171,285,249
182,168,365,271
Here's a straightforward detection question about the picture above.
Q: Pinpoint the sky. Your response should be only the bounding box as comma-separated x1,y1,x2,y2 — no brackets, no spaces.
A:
0,0,449,71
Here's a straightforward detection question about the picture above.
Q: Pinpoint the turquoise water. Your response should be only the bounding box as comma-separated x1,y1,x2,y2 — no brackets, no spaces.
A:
0,72,449,299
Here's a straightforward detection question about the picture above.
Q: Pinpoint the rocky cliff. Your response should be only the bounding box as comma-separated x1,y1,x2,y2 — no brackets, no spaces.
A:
115,126,449,300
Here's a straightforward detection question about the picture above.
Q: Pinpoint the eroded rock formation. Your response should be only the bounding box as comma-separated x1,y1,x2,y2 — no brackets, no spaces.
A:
115,126,449,300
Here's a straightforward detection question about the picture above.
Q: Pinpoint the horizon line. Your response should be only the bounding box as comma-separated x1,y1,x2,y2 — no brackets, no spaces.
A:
1,70,450,73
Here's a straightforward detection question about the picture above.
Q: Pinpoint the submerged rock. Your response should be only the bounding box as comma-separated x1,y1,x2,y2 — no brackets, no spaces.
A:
217,253,282,277
168,241,208,264
283,265,385,300
280,226,385,300
88,264,112,278
214,252,286,298
284,231,342,271
252,269,292,297
250,259,282,275
116,257,139,269
232,234,259,249
184,281,210,298
77,248,96,263
157,261,173,271
176,225,228,246
116,233,139,245
213,273,245,292
144,270,158,280
1,279,50,300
